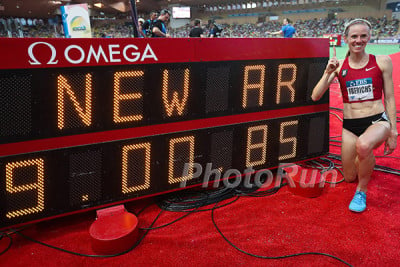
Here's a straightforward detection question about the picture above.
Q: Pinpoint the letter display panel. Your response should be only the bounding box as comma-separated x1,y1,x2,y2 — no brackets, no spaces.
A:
0,38,329,229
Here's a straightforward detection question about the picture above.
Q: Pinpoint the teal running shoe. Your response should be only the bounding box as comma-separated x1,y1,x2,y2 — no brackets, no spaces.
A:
349,191,367,212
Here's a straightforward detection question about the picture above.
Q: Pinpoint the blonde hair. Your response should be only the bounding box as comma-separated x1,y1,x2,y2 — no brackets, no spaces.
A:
343,18,372,36
343,19,372,57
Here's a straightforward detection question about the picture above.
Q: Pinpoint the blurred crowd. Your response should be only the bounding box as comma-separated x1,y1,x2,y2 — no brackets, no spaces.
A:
170,16,399,38
0,16,398,39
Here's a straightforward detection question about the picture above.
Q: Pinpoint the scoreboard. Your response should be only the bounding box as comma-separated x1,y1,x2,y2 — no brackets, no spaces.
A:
0,38,329,230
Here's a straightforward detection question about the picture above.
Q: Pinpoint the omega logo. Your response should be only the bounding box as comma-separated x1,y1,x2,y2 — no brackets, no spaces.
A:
28,42,59,65
28,42,158,65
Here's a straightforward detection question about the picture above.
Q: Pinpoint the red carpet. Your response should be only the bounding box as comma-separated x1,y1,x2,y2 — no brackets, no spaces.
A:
1,53,400,266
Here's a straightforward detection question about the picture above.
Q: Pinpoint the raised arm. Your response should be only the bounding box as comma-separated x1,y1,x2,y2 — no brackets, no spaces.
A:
311,46,340,101
269,30,282,35
377,55,398,154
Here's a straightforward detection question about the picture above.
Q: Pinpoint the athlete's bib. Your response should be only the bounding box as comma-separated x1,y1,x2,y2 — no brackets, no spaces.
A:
346,78,373,102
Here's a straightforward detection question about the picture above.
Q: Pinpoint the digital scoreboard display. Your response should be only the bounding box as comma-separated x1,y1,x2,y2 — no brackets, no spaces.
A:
0,38,329,230
172,6,191,19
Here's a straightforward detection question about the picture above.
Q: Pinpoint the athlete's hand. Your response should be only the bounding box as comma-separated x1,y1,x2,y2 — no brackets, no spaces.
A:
384,130,398,155
325,46,339,74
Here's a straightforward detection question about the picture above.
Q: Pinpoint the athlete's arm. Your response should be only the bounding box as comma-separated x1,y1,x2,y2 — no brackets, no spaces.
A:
311,47,340,101
268,30,283,35
267,26,283,35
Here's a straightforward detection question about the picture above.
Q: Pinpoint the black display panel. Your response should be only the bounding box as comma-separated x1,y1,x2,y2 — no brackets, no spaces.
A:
0,59,327,145
0,113,328,228
0,56,329,229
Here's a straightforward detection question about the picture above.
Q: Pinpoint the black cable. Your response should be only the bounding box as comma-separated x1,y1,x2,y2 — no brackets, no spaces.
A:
6,150,396,264
157,170,285,212
140,208,198,230
144,197,243,230
330,144,342,147
157,186,238,211
326,153,341,161
210,201,353,267
14,209,164,258
161,196,241,213
151,173,284,228
131,201,155,217
4,178,282,258
151,150,397,265
328,167,345,184
8,198,237,257
330,107,343,112
155,175,353,265
237,179,287,197
302,159,333,172
0,232,13,256
373,165,400,175
239,186,285,197
375,164,400,172
327,153,400,176
189,196,240,211
330,111,343,122
299,157,345,184
376,155,400,160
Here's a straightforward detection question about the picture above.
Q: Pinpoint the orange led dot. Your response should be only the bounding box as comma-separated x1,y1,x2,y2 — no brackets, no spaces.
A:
278,120,299,160
57,74,92,129
162,68,190,117
5,158,45,219
121,142,151,194
276,64,297,104
246,125,267,168
242,65,265,108
113,71,144,123
168,136,195,184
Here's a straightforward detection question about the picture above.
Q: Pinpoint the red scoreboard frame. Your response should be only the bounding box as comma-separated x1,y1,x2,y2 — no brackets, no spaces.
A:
0,38,329,230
